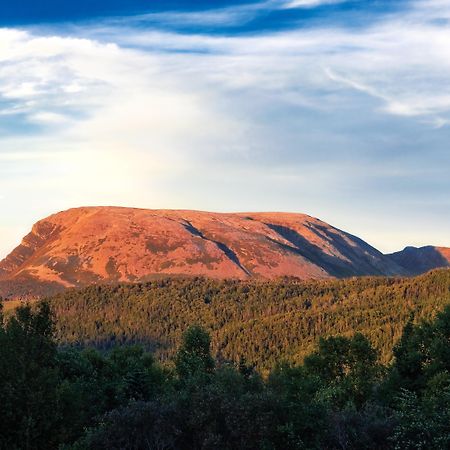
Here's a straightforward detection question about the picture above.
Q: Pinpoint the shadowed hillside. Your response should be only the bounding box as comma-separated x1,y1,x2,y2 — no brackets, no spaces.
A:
387,246,450,275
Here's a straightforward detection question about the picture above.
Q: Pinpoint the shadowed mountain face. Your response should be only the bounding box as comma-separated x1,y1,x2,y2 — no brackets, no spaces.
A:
0,206,442,298
386,246,450,276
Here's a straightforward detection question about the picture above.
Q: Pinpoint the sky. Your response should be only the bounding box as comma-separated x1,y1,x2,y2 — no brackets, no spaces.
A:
0,0,449,257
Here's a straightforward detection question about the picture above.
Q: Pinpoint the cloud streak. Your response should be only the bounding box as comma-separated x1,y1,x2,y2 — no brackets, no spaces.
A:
0,0,449,257
282,0,346,9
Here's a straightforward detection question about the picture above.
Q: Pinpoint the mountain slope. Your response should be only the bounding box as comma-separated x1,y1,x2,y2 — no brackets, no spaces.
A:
0,206,407,298
387,246,450,275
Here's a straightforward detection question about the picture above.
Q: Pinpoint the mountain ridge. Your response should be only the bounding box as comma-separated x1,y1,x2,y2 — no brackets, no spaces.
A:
0,206,447,298
387,245,450,275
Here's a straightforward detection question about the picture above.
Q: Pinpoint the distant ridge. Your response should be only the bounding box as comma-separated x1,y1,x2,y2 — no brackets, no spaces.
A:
0,206,447,298
386,246,450,275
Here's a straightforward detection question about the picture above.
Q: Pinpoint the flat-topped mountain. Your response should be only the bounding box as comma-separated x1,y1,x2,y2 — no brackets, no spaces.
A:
0,206,446,298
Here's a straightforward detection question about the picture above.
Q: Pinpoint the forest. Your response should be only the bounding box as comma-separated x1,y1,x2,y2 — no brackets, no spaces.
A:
48,269,450,371
1,293,450,449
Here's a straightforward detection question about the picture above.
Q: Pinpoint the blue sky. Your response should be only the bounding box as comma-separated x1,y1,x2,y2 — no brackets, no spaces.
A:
0,1,405,26
0,0,449,257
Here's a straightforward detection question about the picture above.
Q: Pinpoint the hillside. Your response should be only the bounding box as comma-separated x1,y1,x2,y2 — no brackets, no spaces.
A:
387,245,450,275
49,269,450,371
4,277,450,449
0,206,411,298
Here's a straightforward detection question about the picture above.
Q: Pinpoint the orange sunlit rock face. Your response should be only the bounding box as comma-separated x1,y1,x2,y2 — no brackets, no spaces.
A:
1,206,445,298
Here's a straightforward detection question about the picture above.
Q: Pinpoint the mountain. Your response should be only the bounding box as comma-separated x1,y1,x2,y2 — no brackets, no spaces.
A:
386,246,450,275
0,206,444,299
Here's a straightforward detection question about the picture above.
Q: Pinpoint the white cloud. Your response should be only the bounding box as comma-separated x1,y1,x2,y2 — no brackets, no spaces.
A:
85,3,450,127
107,0,345,28
0,0,449,256
282,0,346,9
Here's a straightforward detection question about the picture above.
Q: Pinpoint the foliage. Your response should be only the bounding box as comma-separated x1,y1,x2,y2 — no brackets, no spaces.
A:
47,269,450,372
0,302,60,450
0,270,449,449
304,333,383,408
175,325,215,380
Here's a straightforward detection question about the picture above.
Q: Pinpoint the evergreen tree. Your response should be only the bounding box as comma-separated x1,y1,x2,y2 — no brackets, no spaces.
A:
175,325,215,380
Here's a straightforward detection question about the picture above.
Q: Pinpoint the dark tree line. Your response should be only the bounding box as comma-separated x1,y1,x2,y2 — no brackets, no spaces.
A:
47,269,450,371
1,293,450,449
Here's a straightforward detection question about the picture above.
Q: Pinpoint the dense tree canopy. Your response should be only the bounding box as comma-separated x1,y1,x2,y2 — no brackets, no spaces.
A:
46,269,450,371
0,281,450,449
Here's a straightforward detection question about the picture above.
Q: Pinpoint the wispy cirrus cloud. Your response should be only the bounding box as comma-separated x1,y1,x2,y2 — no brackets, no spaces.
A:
96,0,348,35
282,0,347,9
